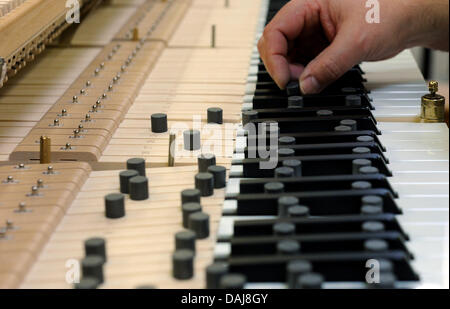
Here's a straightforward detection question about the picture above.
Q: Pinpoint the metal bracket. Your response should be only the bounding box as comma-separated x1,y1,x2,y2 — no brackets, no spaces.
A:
0,58,6,88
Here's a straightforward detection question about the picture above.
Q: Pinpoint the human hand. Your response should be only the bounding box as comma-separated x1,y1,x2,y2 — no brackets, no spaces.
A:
258,0,449,94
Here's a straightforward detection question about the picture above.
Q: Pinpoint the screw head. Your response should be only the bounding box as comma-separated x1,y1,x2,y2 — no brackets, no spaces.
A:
18,202,26,211
429,81,439,94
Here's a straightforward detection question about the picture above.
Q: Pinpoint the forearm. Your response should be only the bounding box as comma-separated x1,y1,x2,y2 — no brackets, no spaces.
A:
407,0,449,51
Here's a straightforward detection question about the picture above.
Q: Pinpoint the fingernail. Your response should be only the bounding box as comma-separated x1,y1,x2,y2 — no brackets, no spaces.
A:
300,76,320,94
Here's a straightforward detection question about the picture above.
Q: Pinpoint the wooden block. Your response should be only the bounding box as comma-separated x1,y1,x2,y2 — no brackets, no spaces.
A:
0,162,91,288
21,165,225,289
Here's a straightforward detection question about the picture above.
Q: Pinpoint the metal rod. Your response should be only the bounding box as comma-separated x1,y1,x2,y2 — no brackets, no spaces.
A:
168,133,176,167
40,136,51,164
211,25,216,48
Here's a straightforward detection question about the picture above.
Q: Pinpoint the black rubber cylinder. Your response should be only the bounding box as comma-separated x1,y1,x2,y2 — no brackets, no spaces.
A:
279,136,296,145
126,158,146,176
105,193,125,219
119,170,139,194
188,212,210,239
129,176,149,201
287,260,313,289
278,148,295,157
277,240,301,255
84,237,107,263
219,274,246,289
74,277,99,289
288,205,310,217
288,96,304,108
297,273,324,289
345,95,362,107
151,113,168,133
198,154,216,172
275,166,294,178
195,173,214,197
206,263,229,289
242,110,258,126
172,249,194,280
264,182,285,194
278,196,299,217
184,130,201,151
181,189,201,204
352,159,371,175
81,256,104,284
207,107,223,124
282,159,302,177
273,222,296,236
208,165,226,189
182,203,202,228
286,81,300,96
175,230,196,252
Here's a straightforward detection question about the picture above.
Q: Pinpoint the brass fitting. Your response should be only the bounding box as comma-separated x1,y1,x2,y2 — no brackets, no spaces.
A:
421,81,446,122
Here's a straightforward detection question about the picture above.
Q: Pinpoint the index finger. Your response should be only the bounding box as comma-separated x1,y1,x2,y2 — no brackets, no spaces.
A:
258,1,307,89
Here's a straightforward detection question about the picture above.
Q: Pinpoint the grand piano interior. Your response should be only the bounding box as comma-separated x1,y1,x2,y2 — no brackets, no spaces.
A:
0,0,448,290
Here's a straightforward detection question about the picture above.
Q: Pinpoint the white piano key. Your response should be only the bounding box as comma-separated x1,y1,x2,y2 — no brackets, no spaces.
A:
225,178,240,195
222,199,237,215
396,196,449,210
399,209,449,223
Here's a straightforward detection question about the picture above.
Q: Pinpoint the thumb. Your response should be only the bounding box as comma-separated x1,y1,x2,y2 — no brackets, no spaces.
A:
299,28,364,94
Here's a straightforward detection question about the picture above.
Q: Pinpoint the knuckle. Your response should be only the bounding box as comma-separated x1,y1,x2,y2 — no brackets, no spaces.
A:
257,37,264,51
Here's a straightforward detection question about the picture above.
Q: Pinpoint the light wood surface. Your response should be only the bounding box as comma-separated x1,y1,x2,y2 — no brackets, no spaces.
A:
99,0,262,169
0,162,91,289
21,165,226,289
8,0,191,163
1,0,263,289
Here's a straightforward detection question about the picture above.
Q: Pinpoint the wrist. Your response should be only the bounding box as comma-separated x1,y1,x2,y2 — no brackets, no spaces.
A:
404,0,449,50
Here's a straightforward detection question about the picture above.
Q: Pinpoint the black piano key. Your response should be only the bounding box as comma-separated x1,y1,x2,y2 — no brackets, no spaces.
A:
228,232,412,259
245,142,388,163
230,214,409,240
246,130,386,151
222,251,418,283
248,116,380,134
233,189,400,216
247,106,377,124
234,154,392,178
252,94,373,110
238,174,398,197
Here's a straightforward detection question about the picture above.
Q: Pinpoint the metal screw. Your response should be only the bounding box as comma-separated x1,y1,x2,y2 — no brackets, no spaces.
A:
37,179,44,188
6,220,13,229
18,202,26,212
30,186,39,196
